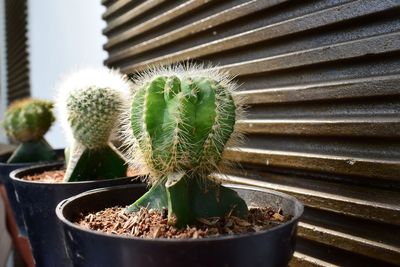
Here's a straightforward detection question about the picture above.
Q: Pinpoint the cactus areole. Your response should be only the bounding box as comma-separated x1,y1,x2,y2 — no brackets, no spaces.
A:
2,99,56,163
125,68,248,227
58,68,129,182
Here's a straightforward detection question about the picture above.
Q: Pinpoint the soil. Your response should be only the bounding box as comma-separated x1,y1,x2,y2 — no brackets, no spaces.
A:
23,170,65,183
77,206,291,239
22,168,143,183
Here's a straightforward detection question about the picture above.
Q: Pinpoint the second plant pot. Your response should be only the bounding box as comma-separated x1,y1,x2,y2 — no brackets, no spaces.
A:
57,184,303,267
0,149,64,236
10,162,143,267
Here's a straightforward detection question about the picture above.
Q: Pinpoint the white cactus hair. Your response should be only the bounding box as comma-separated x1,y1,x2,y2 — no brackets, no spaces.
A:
56,67,132,149
119,63,245,183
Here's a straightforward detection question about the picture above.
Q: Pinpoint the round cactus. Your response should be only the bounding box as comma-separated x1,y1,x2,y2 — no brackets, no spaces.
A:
57,68,130,181
2,98,56,163
58,68,130,149
66,86,122,149
124,65,247,227
3,98,55,142
124,65,243,182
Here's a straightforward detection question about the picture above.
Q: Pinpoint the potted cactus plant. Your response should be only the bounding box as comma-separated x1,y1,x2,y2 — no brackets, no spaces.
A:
0,99,63,237
10,68,144,267
56,65,303,267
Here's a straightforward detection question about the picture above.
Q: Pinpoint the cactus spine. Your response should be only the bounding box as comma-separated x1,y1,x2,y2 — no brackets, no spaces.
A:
124,65,247,227
58,68,130,182
2,98,56,163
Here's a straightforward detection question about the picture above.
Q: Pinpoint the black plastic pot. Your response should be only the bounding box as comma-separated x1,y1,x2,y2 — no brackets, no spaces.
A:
10,163,143,267
0,149,64,236
57,184,303,267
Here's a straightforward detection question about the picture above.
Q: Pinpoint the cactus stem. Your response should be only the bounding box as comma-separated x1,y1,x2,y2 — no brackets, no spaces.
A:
7,138,56,163
127,173,248,227
64,142,127,182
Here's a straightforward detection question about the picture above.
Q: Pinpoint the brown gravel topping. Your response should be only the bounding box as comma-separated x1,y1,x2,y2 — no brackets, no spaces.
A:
77,206,291,239
21,167,144,183
23,170,65,183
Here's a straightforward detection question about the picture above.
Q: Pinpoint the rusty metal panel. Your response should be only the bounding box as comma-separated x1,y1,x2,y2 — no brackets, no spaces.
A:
4,0,30,104
103,0,400,265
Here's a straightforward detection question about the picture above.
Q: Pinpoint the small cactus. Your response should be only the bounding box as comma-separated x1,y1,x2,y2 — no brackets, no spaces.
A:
2,98,56,163
66,86,122,149
3,98,54,142
124,65,247,227
57,68,130,182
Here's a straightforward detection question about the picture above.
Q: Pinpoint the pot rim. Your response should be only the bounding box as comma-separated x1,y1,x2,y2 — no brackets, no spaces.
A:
56,183,304,243
9,162,142,186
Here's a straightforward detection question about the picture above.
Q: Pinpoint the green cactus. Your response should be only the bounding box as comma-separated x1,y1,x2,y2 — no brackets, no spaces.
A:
2,98,56,163
124,66,247,227
59,68,129,182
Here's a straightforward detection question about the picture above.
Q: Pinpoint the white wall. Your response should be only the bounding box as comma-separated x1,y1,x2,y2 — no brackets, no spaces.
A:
28,0,107,148
0,0,8,143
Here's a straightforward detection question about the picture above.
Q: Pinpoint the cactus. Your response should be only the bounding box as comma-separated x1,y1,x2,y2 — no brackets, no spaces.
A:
57,68,130,182
2,98,56,163
123,65,247,227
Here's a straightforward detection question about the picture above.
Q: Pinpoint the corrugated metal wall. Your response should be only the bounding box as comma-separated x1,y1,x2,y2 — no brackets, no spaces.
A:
5,0,30,104
102,1,400,266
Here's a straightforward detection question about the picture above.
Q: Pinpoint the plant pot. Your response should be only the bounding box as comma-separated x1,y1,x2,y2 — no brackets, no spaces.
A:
0,149,64,236
56,184,303,267
10,163,143,267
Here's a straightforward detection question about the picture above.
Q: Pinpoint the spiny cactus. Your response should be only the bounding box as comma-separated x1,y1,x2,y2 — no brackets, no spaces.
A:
123,65,247,227
57,68,130,182
66,86,122,149
2,98,56,163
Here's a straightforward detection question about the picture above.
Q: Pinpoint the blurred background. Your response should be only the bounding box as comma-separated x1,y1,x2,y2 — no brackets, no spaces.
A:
0,0,107,148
